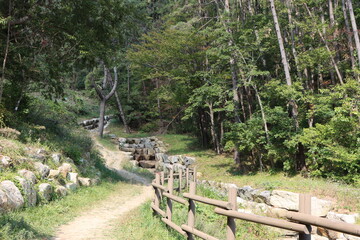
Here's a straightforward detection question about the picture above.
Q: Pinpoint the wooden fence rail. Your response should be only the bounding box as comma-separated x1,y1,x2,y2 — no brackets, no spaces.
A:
151,168,360,240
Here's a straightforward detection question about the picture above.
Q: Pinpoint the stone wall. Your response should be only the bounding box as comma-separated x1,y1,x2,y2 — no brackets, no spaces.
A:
118,137,196,171
79,115,112,130
197,179,359,240
0,150,98,213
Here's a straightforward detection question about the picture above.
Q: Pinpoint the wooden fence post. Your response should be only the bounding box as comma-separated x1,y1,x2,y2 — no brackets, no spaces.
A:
179,168,183,193
186,167,189,189
227,187,237,240
187,181,196,240
193,166,197,183
166,170,174,221
299,193,312,240
153,173,161,213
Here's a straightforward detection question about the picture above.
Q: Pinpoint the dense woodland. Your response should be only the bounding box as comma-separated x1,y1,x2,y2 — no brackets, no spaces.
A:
1,0,360,184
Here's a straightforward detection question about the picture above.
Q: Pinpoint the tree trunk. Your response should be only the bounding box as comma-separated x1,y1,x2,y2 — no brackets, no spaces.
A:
98,99,106,137
342,0,356,70
0,7,11,103
270,0,292,86
207,101,221,154
304,4,344,84
112,67,131,134
347,0,360,69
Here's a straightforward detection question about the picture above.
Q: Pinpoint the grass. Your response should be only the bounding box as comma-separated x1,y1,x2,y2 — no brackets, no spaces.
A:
104,122,360,213
110,185,279,240
0,181,141,240
158,134,360,213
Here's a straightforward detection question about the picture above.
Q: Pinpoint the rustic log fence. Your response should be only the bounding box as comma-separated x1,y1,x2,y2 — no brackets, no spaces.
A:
151,168,360,240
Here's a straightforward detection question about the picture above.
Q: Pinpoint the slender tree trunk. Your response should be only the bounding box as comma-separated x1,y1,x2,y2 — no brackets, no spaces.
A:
286,0,302,79
270,0,292,86
0,7,11,103
342,0,356,70
112,67,131,134
347,0,360,69
126,65,131,101
207,101,220,154
304,4,344,84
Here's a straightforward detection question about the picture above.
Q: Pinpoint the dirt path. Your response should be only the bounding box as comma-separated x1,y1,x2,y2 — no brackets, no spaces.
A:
53,136,153,240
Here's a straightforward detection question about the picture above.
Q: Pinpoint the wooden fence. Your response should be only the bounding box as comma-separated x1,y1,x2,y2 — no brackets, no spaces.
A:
151,167,360,240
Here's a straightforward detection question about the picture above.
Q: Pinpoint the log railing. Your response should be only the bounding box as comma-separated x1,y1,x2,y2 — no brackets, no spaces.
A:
151,168,360,240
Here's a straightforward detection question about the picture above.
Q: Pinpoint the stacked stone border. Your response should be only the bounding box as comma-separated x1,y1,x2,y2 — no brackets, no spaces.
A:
151,169,360,240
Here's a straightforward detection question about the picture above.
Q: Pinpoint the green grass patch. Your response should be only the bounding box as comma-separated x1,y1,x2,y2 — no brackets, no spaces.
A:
158,134,360,213
122,162,155,181
110,185,279,240
0,181,140,240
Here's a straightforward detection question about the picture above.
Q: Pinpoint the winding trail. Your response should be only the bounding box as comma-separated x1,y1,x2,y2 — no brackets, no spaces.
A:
53,136,153,240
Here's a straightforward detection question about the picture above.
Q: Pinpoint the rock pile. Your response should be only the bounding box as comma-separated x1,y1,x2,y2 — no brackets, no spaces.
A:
79,116,112,130
0,150,99,213
118,137,196,171
119,137,167,168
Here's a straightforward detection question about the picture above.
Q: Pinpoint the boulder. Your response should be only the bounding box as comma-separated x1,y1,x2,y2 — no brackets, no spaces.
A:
184,156,195,166
118,137,127,143
38,183,52,201
67,172,79,184
0,189,7,212
18,169,37,184
66,183,77,191
311,197,332,217
33,162,50,179
237,186,256,201
0,155,11,168
254,191,271,205
36,149,48,155
78,177,91,187
269,190,299,211
51,153,61,165
327,212,357,224
139,160,156,168
55,186,68,197
48,169,60,179
0,181,24,210
58,163,73,178
15,177,36,207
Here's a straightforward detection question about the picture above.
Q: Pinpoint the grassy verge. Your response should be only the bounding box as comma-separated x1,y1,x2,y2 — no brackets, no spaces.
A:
158,134,360,213
110,185,279,240
0,181,140,240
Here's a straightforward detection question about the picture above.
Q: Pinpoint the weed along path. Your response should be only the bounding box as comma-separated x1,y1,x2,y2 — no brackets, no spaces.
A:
53,136,153,240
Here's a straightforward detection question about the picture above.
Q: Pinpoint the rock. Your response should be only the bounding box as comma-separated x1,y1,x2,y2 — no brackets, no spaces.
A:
196,171,203,178
311,197,332,217
237,186,256,201
108,134,117,139
0,181,24,210
51,153,61,165
48,169,60,179
118,137,127,143
58,163,73,178
184,156,195,166
254,191,271,204
18,169,37,184
78,177,91,187
66,183,77,191
0,155,11,168
0,189,7,212
67,172,79,184
15,177,36,207
38,183,52,201
327,212,357,224
55,186,68,197
33,162,50,179
139,160,156,168
344,234,360,240
311,235,329,240
269,190,299,211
